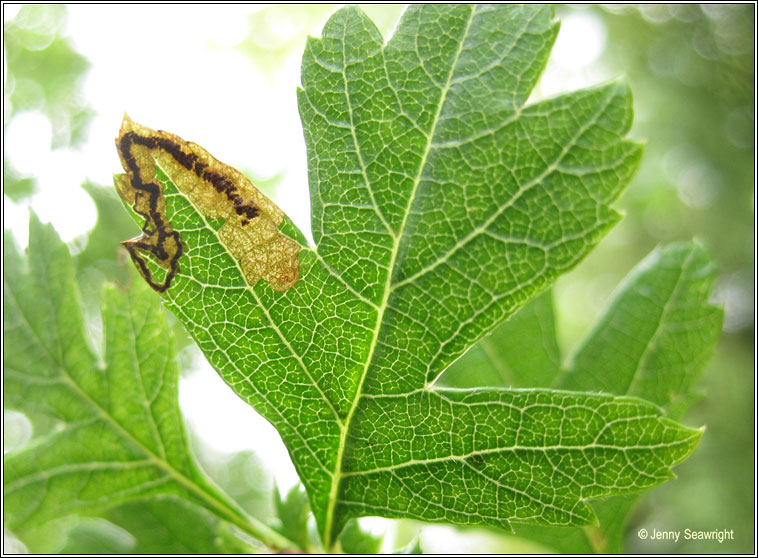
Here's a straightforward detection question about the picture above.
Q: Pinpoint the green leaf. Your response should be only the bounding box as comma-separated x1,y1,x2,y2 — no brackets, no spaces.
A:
2,215,296,551
340,519,384,554
3,161,36,201
274,484,313,552
440,290,559,388
99,498,257,554
58,517,135,554
18,516,134,554
556,242,724,417
18,498,255,554
393,535,423,554
113,5,702,550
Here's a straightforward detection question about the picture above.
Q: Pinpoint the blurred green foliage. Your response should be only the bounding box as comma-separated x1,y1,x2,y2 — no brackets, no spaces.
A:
236,4,406,80
22,499,255,554
340,519,384,555
3,161,36,201
195,446,276,522
441,291,560,389
274,484,315,552
3,4,753,554
3,5,93,200
3,5,92,146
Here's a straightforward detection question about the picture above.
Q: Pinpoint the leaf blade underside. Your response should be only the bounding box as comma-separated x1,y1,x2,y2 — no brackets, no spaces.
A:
112,5,702,550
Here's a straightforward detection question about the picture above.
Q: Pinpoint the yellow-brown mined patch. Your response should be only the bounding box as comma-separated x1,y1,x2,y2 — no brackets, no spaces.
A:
115,115,300,292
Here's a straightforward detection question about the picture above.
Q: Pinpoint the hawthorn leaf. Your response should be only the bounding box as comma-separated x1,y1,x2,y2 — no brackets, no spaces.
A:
340,519,384,554
112,4,702,550
274,484,313,552
97,498,257,554
447,242,722,410
17,498,255,554
556,242,723,417
2,215,296,551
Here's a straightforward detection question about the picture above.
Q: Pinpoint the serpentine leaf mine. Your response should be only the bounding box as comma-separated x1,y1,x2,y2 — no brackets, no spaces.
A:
115,114,300,292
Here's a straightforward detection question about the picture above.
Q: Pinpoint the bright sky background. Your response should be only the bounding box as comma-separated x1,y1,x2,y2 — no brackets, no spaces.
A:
3,5,611,549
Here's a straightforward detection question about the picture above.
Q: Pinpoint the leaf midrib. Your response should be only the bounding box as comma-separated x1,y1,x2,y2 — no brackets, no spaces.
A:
339,435,696,478
125,298,168,461
318,10,629,542
624,250,693,397
321,6,478,548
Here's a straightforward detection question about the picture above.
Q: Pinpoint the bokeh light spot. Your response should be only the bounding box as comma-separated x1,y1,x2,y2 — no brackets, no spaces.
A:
5,110,53,175
552,12,606,70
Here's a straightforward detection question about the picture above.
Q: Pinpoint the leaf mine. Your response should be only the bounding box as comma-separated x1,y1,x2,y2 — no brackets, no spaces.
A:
115,115,300,292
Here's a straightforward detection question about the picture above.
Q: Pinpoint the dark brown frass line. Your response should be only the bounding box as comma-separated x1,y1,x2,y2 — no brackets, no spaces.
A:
118,131,261,292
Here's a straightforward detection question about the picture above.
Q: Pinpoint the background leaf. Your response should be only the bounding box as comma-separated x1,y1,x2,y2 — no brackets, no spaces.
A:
553,241,722,553
440,290,560,388
340,519,384,555
97,498,256,554
2,215,295,551
18,498,256,554
274,484,313,552
556,242,723,416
